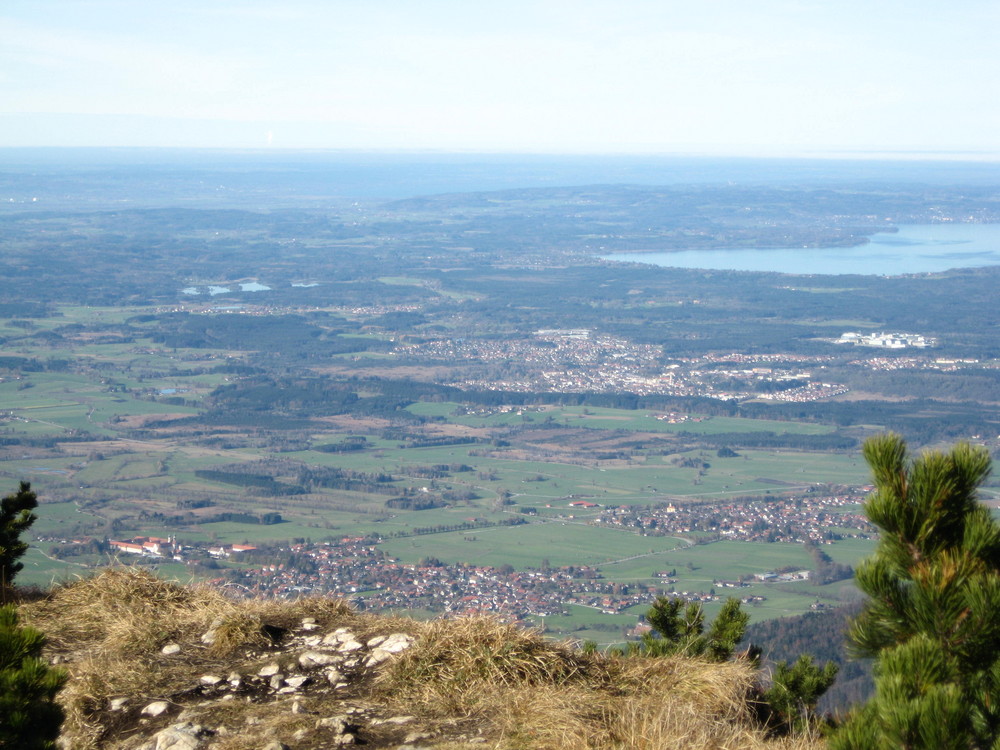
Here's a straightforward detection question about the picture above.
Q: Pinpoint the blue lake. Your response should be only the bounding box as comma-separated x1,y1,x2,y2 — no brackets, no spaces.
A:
601,224,1000,275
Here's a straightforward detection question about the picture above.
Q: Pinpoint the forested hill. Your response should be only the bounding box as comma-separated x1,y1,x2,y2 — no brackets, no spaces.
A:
745,602,873,715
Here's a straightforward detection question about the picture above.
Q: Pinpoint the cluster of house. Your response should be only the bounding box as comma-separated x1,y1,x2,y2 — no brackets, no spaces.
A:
595,493,874,543
108,536,256,560
224,537,673,618
414,333,852,402
837,331,936,348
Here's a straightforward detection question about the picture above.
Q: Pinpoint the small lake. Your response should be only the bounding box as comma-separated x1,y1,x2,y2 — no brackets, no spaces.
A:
601,223,1000,275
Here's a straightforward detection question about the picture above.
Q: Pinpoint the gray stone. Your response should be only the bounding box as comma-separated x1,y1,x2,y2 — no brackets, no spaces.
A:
366,635,387,648
321,628,354,646
258,663,281,677
199,674,222,686
404,731,433,743
299,650,340,668
285,675,310,688
365,649,392,667
141,701,171,717
324,668,344,685
161,643,181,655
380,633,415,653
269,674,285,690
317,716,350,732
109,697,129,711
337,640,364,653
152,722,210,750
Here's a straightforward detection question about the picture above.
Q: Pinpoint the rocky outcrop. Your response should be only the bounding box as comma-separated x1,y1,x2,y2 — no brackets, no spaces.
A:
20,569,817,750
95,620,456,749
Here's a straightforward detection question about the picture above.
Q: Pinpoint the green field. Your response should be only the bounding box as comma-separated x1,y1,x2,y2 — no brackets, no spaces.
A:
0,304,884,631
380,519,688,569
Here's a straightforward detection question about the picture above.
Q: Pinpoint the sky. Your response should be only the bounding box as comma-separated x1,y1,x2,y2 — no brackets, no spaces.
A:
2,0,999,155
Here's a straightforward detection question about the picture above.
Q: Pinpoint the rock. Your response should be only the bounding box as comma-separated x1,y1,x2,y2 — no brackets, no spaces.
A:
258,663,281,677
299,650,340,668
367,633,415,666
367,635,388,648
317,714,360,745
269,674,285,690
142,701,171,717
301,617,319,631
384,716,415,725
109,697,129,711
381,633,415,653
227,671,241,687
324,668,344,685
317,715,350,732
150,722,210,750
365,649,391,667
404,731,433,743
338,640,364,653
262,743,289,750
161,643,181,655
200,618,223,646
321,628,355,646
285,675,310,688
199,675,222,686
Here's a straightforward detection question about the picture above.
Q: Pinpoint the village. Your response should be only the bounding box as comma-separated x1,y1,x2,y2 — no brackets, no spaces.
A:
594,492,875,543
73,489,876,622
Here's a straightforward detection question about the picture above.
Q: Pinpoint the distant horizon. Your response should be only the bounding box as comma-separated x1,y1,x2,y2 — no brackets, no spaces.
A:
3,145,1000,162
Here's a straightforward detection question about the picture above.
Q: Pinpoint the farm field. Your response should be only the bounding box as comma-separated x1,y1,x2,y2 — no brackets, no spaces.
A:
0,302,891,635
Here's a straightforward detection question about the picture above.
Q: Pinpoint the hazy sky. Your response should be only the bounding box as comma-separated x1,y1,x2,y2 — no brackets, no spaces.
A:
3,0,999,154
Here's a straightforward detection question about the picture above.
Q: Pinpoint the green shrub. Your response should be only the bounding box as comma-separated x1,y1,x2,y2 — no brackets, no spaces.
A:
0,604,66,749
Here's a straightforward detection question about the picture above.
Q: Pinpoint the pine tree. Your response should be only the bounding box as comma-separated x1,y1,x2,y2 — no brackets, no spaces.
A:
634,596,751,661
765,654,838,732
0,481,39,588
0,604,66,750
831,434,1000,749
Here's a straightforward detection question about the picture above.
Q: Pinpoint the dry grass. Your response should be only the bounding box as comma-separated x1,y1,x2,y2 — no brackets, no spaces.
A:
377,616,826,749
20,570,825,750
20,569,362,749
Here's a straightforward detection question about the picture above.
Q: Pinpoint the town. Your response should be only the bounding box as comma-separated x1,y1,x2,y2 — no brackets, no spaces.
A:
45,489,878,622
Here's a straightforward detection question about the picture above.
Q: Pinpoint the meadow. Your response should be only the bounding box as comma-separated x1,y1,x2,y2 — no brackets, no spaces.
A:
1,303,880,631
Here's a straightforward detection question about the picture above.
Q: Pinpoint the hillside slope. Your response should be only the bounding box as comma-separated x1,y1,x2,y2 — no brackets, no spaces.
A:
18,569,820,749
